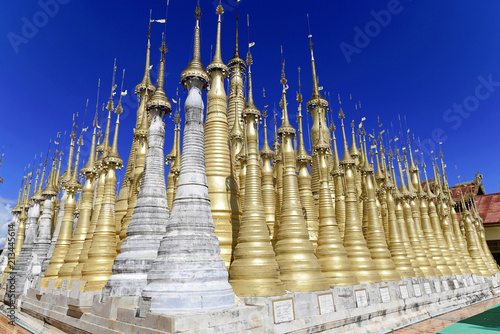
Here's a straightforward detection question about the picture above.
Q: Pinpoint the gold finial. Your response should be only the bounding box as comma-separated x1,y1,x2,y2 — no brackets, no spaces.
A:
277,51,294,135
147,40,172,113
135,10,155,94
242,38,259,117
296,67,310,163
260,88,273,157
338,96,354,165
314,109,329,151
207,1,227,75
107,58,117,113
181,4,210,88
106,69,125,167
306,15,323,102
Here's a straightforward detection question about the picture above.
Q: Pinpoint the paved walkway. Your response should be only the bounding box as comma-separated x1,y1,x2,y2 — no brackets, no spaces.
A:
0,311,32,333
391,296,500,333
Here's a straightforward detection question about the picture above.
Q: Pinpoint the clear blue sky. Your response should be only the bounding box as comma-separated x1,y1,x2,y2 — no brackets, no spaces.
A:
0,1,499,244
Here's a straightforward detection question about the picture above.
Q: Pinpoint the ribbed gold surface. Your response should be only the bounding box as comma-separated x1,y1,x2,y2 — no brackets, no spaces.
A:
274,134,329,291
333,174,346,239
463,212,493,276
166,129,177,211
409,198,440,275
119,136,147,250
438,201,470,274
70,168,105,281
362,171,400,282
342,163,381,283
395,200,423,277
418,197,452,276
477,223,499,273
450,206,479,274
261,154,275,238
80,164,118,291
229,110,285,297
1,214,26,283
297,160,318,249
205,69,241,269
56,173,95,288
114,178,129,252
316,146,358,286
239,158,247,212
384,189,415,278
42,191,76,288
402,200,436,277
428,198,461,275
273,151,283,246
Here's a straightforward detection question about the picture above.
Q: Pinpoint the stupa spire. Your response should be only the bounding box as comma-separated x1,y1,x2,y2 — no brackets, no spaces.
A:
135,11,155,94
296,68,318,249
141,4,235,313
275,54,329,291
229,45,285,297
205,1,241,270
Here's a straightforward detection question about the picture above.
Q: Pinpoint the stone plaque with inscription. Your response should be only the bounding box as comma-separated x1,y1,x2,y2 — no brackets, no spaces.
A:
379,286,390,303
453,279,460,289
423,282,432,295
355,289,368,308
434,280,441,293
61,279,69,291
317,292,335,315
413,283,422,297
399,284,409,299
272,298,295,324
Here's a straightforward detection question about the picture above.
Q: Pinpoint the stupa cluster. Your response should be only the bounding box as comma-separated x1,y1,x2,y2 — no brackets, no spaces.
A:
0,3,498,334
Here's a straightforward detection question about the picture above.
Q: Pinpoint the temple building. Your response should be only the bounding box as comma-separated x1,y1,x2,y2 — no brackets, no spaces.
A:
0,3,499,334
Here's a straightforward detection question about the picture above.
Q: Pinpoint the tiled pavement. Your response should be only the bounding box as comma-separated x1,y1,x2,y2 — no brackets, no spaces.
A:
390,297,500,333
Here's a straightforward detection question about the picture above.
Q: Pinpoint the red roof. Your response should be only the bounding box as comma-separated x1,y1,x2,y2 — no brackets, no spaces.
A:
476,193,500,225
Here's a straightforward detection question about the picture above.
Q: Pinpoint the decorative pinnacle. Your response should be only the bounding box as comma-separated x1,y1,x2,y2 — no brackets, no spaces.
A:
339,96,354,165
81,112,98,175
181,4,210,88
107,59,117,113
207,1,228,75
306,20,328,111
277,53,295,136
260,88,273,157
243,44,260,117
147,41,172,113
136,11,155,94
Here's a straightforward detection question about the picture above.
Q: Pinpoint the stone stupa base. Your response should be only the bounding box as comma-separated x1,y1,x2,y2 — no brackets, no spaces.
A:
10,272,500,334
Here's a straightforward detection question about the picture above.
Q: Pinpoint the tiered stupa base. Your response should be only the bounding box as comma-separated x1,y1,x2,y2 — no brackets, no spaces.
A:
12,272,500,334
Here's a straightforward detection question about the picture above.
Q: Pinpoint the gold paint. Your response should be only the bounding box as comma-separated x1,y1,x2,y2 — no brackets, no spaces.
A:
412,163,451,276
229,51,285,296
339,111,381,284
402,152,440,276
379,155,415,278
1,177,29,283
81,68,127,291
330,123,346,239
56,121,98,289
390,156,423,277
43,133,83,288
396,150,436,277
205,5,241,269
422,163,461,275
260,99,276,238
296,79,318,249
274,63,329,291
306,38,331,208
360,136,400,282
314,111,358,286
